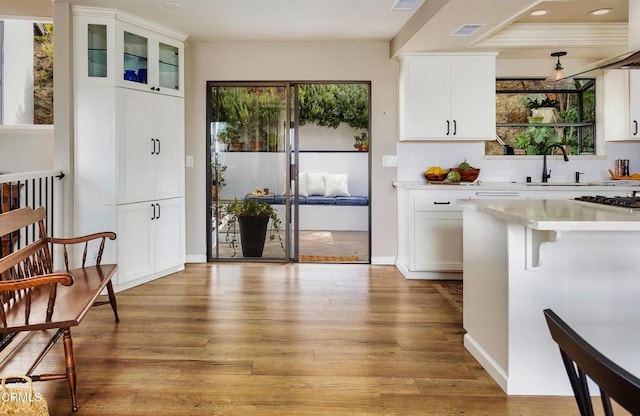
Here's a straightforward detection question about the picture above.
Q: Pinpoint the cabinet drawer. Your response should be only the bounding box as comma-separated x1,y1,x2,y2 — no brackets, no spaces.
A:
473,191,523,199
414,194,469,211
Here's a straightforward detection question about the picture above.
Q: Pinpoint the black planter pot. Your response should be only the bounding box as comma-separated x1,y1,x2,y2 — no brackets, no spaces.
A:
238,215,269,257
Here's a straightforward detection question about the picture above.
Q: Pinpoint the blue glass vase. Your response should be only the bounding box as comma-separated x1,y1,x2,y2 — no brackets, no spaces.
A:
124,70,137,82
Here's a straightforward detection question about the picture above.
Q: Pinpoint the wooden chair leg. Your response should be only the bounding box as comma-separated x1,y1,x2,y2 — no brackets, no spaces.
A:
63,328,79,412
106,280,120,323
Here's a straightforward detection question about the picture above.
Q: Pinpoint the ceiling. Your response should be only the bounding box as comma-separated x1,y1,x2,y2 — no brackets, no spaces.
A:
15,0,633,61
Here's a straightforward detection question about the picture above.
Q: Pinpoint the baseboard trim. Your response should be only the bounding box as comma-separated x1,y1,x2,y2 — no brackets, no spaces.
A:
186,254,207,263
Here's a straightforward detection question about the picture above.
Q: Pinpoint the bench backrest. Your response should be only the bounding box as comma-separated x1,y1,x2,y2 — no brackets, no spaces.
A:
0,206,51,274
0,207,54,317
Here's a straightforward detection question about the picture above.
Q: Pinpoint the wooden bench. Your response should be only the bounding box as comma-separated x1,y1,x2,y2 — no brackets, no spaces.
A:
0,206,119,412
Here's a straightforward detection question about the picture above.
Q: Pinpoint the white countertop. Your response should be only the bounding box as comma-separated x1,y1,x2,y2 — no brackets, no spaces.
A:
458,198,640,231
393,180,640,192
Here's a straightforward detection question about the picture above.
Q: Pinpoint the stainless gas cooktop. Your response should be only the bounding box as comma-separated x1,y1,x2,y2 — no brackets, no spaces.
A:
573,195,640,210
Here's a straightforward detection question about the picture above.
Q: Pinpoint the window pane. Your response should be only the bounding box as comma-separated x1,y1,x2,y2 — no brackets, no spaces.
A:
33,23,53,125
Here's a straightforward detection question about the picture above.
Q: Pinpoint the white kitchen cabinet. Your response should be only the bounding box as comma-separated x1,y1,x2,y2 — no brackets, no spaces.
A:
73,6,186,291
603,70,640,141
399,54,496,141
116,88,184,204
413,199,464,272
73,10,116,86
395,186,630,280
629,71,640,139
116,20,184,97
117,198,185,287
72,6,186,96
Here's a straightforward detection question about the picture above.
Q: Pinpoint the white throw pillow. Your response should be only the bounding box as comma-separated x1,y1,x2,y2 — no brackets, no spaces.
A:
324,173,350,197
306,172,327,196
298,172,308,197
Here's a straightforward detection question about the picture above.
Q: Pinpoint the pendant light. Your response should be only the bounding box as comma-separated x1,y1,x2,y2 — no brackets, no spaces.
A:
545,51,573,88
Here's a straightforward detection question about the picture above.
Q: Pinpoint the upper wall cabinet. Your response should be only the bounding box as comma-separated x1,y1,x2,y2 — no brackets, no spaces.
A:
602,70,640,142
399,53,497,141
73,7,186,97
629,71,640,139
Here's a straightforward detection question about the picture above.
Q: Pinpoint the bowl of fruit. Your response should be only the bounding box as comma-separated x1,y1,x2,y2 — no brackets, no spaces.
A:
424,166,449,182
450,160,480,182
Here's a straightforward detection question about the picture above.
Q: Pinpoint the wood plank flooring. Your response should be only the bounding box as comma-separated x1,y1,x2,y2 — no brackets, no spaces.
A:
1,263,582,415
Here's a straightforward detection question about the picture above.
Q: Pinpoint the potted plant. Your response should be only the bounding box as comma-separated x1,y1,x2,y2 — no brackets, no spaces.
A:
223,198,283,257
211,156,227,202
512,127,560,155
353,132,369,151
524,96,559,123
266,133,279,152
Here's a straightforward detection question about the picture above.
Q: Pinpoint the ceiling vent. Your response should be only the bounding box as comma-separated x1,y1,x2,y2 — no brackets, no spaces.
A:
451,24,485,37
391,0,420,11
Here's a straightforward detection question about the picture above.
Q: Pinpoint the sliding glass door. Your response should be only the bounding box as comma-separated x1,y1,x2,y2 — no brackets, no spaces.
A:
207,83,291,261
206,81,370,263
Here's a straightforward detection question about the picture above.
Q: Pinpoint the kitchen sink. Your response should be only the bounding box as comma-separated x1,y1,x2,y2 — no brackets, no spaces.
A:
524,182,598,186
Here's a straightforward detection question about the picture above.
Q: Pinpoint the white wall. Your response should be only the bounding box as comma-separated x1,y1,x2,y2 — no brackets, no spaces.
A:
0,127,54,172
3,20,34,125
185,41,398,263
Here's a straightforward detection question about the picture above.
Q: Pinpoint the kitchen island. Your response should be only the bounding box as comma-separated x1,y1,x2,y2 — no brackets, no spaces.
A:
459,198,640,395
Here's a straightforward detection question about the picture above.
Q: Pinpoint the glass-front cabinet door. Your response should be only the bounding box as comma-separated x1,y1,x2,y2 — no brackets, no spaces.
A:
122,30,149,87
74,10,185,95
116,22,184,97
73,14,115,85
87,24,108,78
158,41,180,93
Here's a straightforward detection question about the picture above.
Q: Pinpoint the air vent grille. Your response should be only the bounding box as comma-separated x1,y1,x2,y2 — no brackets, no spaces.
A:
451,24,485,37
391,0,420,11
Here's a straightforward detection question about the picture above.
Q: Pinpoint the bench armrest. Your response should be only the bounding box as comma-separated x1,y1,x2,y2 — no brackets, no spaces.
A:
48,232,116,245
47,232,116,270
0,272,73,291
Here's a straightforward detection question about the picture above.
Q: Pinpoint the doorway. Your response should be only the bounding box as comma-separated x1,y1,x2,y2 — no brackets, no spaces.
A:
206,82,370,263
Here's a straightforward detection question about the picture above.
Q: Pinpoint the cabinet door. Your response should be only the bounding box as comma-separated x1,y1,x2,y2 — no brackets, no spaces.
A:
154,197,185,273
117,202,155,284
155,36,184,97
117,22,151,92
630,71,640,139
117,88,155,204
412,210,463,271
154,95,185,199
400,56,451,140
74,15,115,86
450,55,496,139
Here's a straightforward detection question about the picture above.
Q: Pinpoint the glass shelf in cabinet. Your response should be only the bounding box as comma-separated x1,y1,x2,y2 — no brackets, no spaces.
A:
159,60,179,70
88,48,107,65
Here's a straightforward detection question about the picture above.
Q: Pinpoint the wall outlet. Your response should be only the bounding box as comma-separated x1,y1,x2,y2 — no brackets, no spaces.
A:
382,155,398,167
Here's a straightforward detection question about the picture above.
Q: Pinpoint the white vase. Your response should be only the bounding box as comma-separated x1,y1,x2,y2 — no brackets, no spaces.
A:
532,108,556,123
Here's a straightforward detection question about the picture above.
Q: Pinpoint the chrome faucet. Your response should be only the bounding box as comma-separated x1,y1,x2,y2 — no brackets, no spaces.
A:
541,144,569,183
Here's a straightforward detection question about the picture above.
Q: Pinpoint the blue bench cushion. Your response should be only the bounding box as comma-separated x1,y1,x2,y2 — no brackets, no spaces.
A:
245,194,368,206
275,194,306,204
305,196,337,205
336,196,369,206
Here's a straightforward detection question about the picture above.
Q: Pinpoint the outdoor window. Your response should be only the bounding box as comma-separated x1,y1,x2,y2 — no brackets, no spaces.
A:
0,20,53,126
489,78,595,156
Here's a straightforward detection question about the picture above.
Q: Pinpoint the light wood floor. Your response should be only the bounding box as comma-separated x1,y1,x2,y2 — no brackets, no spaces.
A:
2,263,582,415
